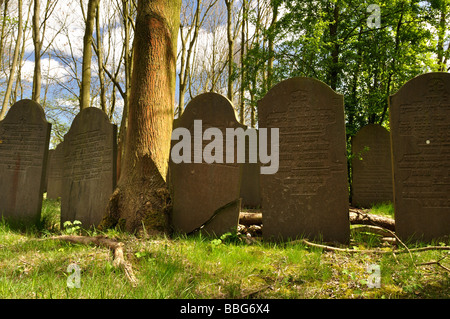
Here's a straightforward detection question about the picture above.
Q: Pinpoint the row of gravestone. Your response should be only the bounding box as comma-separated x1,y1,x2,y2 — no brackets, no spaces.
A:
0,102,116,229
169,73,450,243
0,72,448,243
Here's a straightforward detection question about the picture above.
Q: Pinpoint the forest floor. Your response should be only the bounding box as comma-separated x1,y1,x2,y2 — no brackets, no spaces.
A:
0,199,448,299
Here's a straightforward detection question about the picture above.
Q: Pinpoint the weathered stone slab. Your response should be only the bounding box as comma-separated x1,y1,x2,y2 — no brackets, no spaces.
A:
240,162,262,208
169,92,245,236
258,77,349,243
389,72,450,241
352,124,393,207
46,142,64,200
239,128,262,208
0,99,51,227
61,107,117,229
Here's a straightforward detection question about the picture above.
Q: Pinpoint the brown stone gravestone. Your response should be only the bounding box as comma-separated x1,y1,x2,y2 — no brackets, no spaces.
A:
389,72,450,241
46,142,64,199
240,161,262,208
351,124,393,207
258,77,349,243
0,99,51,227
61,107,117,229
169,92,245,236
240,128,262,208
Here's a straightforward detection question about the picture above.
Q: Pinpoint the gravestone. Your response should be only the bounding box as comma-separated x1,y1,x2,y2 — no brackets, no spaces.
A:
169,92,245,236
239,127,262,208
46,142,64,199
258,77,349,243
351,124,393,207
0,99,51,227
61,107,117,229
240,162,262,208
389,72,450,241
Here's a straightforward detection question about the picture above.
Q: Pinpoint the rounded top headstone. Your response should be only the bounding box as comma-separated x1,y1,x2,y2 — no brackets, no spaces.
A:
176,92,243,130
2,99,47,124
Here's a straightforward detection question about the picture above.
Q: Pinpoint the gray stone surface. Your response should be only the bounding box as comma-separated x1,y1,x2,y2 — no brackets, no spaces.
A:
258,77,349,243
46,142,64,199
389,72,450,241
0,99,51,227
169,92,244,236
352,124,393,207
61,107,117,229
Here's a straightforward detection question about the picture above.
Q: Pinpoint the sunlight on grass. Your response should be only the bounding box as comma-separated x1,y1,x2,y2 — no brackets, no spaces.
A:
0,198,448,299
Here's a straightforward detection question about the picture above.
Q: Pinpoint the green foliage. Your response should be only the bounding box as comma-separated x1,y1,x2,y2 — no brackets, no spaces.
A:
238,0,447,134
62,220,83,236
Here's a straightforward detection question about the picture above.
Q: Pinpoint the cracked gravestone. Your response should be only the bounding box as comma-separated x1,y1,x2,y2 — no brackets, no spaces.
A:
169,92,245,236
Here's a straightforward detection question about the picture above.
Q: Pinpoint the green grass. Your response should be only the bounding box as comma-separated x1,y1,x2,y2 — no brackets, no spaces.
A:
0,199,448,299
370,201,395,218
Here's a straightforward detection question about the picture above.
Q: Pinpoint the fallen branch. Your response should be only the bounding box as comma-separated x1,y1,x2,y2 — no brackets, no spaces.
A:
293,238,450,255
417,253,450,272
39,235,138,286
239,212,262,226
349,209,395,231
351,225,394,238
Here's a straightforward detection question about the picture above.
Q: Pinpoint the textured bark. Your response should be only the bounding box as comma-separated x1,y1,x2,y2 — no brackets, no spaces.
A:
32,0,41,103
80,0,100,110
0,0,22,120
101,0,181,234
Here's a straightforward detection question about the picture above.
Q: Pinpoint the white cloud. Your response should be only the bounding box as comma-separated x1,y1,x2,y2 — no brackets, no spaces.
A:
20,58,72,84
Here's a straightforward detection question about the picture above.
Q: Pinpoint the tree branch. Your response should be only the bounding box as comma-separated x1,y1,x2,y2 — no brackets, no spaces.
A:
39,235,138,286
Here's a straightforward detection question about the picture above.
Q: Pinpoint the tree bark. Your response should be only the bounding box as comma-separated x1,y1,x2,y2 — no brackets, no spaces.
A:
225,0,234,101
95,4,107,113
32,0,41,103
349,208,395,231
80,0,100,110
0,0,22,120
101,0,181,234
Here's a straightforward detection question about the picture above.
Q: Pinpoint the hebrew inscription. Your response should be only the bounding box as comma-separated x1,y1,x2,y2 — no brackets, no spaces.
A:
61,107,117,228
352,124,393,207
389,72,450,241
0,99,51,226
258,77,349,243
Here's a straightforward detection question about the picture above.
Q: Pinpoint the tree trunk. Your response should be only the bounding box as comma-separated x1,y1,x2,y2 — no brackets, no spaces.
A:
0,0,22,120
101,0,181,234
116,0,134,183
267,0,278,90
239,0,246,124
95,5,107,113
225,0,234,101
328,2,339,91
80,0,100,110
32,0,41,103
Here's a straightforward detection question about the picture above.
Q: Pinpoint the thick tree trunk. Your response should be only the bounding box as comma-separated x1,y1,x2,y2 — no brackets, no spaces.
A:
101,0,181,234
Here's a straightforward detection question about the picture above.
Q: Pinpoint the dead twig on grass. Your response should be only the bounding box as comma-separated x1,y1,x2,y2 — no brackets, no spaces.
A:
417,253,450,272
37,235,138,286
294,238,450,255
